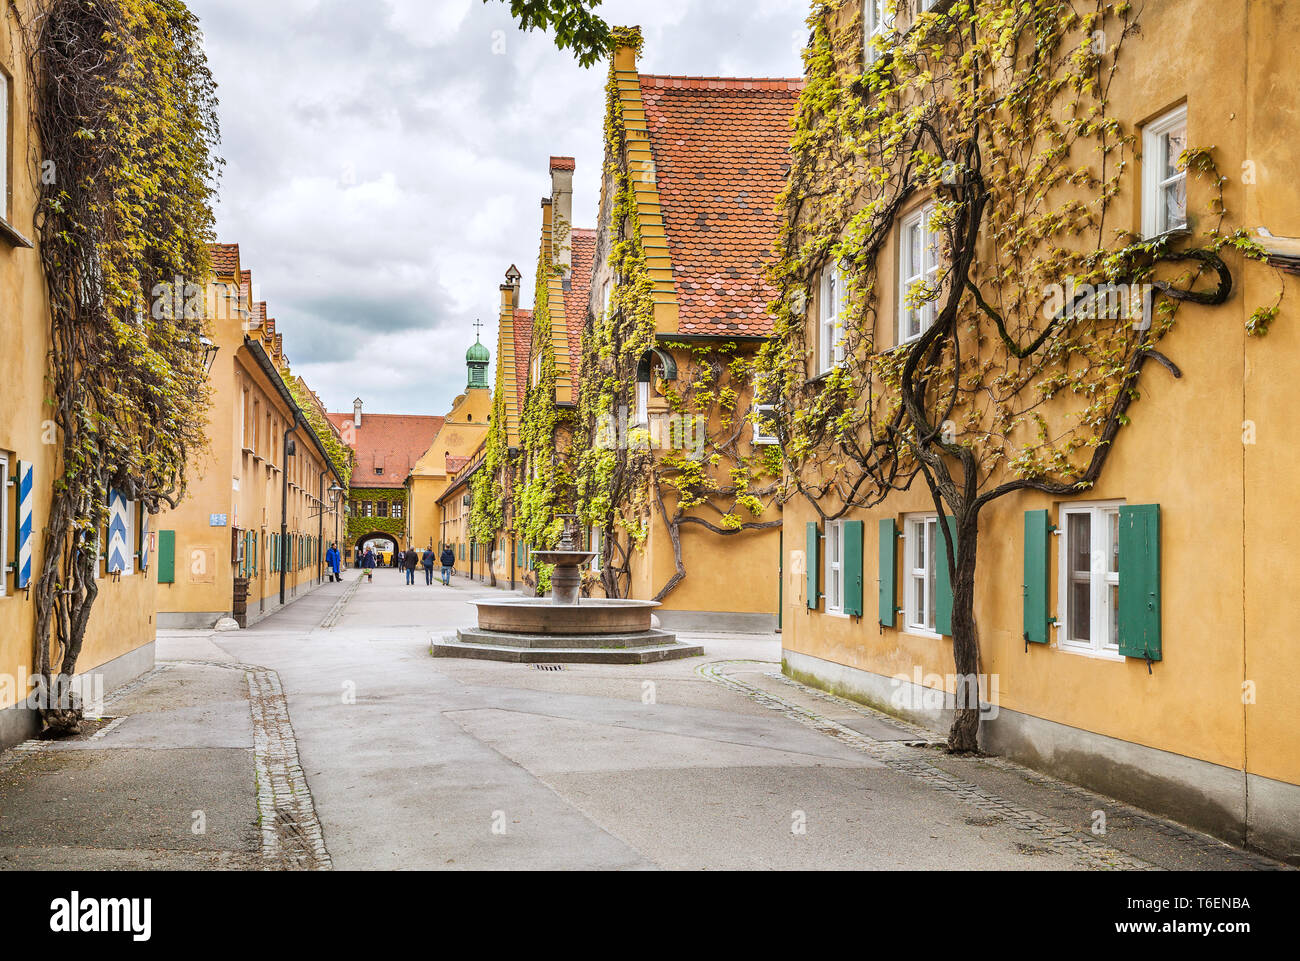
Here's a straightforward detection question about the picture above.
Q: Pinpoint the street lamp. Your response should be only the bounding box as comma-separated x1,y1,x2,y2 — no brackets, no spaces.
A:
199,335,220,374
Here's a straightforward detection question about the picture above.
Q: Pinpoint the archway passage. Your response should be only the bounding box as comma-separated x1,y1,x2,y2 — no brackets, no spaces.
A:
353,532,398,565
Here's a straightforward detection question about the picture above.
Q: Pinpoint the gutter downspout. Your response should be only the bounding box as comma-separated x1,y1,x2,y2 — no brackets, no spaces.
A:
280,411,302,607
318,470,327,585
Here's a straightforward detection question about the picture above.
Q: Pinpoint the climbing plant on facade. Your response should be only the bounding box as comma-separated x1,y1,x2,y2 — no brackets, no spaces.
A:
26,0,222,735
469,358,511,586
762,0,1281,752
573,27,782,602
515,258,574,594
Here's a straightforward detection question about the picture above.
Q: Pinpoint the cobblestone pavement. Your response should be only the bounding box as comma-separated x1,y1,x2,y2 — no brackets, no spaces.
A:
0,580,345,872
702,662,1288,871
2,570,1289,871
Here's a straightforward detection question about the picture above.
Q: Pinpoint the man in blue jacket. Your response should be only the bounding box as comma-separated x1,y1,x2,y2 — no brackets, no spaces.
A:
326,543,342,582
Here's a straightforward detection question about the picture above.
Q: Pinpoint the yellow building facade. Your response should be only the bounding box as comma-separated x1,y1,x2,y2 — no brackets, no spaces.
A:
1,1,156,748
153,246,347,628
780,0,1300,859
573,35,798,630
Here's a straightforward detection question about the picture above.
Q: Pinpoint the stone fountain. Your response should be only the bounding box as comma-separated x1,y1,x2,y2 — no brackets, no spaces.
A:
431,516,703,664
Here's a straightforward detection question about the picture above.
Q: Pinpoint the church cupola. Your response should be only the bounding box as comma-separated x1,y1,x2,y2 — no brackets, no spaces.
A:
466,324,491,390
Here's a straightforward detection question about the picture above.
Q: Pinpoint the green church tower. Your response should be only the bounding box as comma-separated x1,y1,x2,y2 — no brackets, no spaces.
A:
466,324,490,390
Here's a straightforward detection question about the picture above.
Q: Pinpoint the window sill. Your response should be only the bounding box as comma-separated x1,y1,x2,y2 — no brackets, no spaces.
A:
1142,226,1192,245
1056,643,1125,663
903,626,944,641
0,217,35,249
823,609,850,620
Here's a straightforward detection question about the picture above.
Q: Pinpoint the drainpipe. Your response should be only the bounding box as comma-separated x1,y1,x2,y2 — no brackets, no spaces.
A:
280,412,302,606
318,470,327,585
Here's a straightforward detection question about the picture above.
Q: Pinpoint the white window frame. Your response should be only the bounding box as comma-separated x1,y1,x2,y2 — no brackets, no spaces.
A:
823,520,846,615
634,379,650,426
864,1,893,64
1142,105,1189,239
0,452,9,597
818,264,846,374
752,404,779,445
588,526,603,572
898,203,940,344
903,513,940,636
1057,501,1124,660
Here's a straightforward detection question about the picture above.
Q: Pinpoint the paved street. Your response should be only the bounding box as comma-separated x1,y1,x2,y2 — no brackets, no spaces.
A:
0,570,1287,871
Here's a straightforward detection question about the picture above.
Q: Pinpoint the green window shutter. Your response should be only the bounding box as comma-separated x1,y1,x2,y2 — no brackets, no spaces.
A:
878,519,898,627
843,520,864,617
1118,504,1162,662
157,531,176,585
1024,510,1052,645
805,522,820,610
934,515,958,636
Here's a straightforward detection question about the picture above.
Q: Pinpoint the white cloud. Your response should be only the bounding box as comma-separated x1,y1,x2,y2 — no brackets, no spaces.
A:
190,0,806,416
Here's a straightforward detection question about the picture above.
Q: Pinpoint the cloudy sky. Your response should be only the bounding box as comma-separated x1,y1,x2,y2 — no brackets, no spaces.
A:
188,0,808,418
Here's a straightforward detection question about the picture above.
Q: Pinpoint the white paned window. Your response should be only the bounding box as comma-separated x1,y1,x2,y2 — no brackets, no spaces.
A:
864,1,892,64
818,265,846,374
1142,106,1188,238
824,520,845,614
635,380,650,426
1059,503,1123,658
752,404,779,446
904,513,939,634
588,527,603,571
899,203,940,343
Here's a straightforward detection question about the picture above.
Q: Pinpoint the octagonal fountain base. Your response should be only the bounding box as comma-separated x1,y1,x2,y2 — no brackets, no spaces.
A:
432,597,704,664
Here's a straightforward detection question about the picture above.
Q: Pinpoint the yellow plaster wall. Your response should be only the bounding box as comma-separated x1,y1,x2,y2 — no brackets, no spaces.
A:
785,0,1299,786
1,3,155,712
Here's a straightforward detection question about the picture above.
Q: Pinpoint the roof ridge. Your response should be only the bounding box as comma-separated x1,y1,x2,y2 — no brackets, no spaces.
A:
640,74,804,89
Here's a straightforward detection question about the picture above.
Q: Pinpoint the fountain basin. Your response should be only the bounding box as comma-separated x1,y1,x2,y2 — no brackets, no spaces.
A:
472,598,660,636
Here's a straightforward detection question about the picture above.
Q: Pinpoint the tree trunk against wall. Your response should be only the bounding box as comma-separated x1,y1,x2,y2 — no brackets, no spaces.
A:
947,515,981,753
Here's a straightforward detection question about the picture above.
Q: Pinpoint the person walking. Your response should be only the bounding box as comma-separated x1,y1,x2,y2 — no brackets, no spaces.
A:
439,545,456,586
421,545,436,585
403,545,418,585
363,547,376,582
326,543,342,583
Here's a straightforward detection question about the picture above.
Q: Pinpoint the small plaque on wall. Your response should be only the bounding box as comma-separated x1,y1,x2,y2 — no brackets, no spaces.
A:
210,514,228,528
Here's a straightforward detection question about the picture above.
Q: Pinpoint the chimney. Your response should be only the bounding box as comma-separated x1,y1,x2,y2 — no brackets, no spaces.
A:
501,264,522,311
612,25,643,74
353,397,363,428
549,157,575,275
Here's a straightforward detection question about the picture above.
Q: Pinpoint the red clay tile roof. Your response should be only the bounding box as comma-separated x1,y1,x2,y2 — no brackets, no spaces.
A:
324,411,445,488
639,75,803,337
565,229,596,384
445,455,472,475
550,156,576,171
512,308,533,411
210,243,240,278
240,270,253,304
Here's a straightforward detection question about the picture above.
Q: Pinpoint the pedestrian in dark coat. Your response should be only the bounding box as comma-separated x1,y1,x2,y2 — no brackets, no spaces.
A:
439,546,456,586
421,546,436,586
403,545,418,585
363,547,376,582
